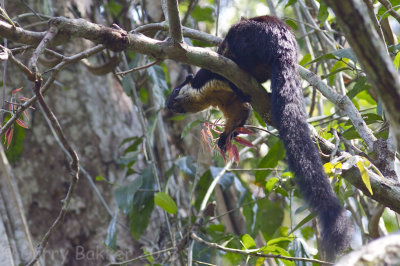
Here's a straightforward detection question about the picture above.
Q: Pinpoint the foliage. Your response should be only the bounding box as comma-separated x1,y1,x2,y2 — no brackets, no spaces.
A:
4,0,400,265
104,0,400,259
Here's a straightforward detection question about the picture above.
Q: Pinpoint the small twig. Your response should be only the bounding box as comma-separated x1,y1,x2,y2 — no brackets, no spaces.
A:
28,25,58,74
0,6,15,27
181,0,198,26
299,66,377,150
0,45,104,138
244,125,279,137
106,247,175,266
115,59,161,76
17,24,80,266
27,78,79,266
1,41,7,126
330,128,340,160
227,167,286,171
377,0,400,23
21,0,46,21
190,233,333,265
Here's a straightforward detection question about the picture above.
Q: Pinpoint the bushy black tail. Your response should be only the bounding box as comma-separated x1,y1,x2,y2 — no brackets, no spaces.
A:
270,62,351,260
217,15,351,259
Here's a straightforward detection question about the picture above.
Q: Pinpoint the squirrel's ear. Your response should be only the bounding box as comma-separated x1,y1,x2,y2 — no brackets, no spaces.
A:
185,74,194,83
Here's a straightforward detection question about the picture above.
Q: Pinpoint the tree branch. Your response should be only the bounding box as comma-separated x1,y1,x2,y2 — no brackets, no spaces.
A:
299,66,376,150
323,0,400,152
133,21,222,46
165,0,183,43
190,232,333,265
0,17,273,125
377,0,400,23
314,133,400,213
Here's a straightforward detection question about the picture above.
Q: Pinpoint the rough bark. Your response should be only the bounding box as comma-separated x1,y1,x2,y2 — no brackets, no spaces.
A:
1,1,144,265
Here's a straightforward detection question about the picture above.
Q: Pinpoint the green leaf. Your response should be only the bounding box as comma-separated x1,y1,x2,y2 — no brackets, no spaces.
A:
123,136,144,155
377,0,400,19
285,0,297,8
192,6,215,22
260,245,294,266
4,116,26,163
299,53,312,66
275,186,289,197
175,156,197,176
347,76,368,99
265,177,279,193
332,48,358,63
284,19,298,30
210,166,235,190
142,248,154,263
241,234,256,249
154,192,177,214
342,127,360,140
119,136,138,147
114,177,143,214
317,3,329,24
147,65,169,108
255,140,285,185
288,213,316,234
129,166,155,239
266,236,294,247
105,210,118,250
328,60,347,86
256,198,284,241
139,86,149,104
169,114,187,121
108,0,123,17
181,119,202,138
252,111,266,127
194,170,213,210
394,52,400,70
304,53,336,66
357,160,373,195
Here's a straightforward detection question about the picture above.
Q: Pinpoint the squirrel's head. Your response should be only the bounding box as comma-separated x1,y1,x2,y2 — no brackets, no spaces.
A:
166,74,194,113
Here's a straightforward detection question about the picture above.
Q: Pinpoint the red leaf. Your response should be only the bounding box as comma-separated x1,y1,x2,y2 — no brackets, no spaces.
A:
12,87,23,95
232,144,239,164
234,136,254,147
213,118,221,126
201,129,212,153
211,127,222,134
16,118,28,129
8,103,12,111
227,147,233,162
226,139,233,162
235,127,254,135
5,128,13,149
23,110,30,121
206,127,213,141
18,96,30,101
219,149,227,164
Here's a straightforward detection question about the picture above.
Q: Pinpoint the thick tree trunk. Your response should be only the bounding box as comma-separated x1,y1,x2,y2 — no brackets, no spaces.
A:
1,1,144,265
